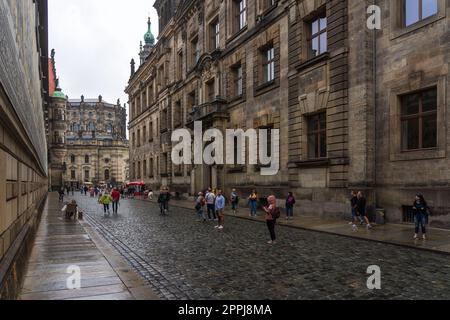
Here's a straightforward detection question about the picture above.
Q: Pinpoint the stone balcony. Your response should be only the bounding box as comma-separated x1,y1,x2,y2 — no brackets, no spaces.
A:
189,98,229,125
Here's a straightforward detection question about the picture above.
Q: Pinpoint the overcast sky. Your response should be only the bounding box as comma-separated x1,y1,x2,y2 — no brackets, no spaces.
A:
49,0,159,108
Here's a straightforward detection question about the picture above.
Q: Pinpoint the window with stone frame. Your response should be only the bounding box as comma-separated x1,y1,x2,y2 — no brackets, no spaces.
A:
206,79,216,102
173,100,183,128
85,155,90,164
137,129,141,147
143,125,147,144
262,45,275,83
148,84,154,105
143,160,147,178
84,170,90,181
400,87,437,151
161,109,169,132
132,132,136,148
71,170,76,180
209,19,220,51
231,62,244,97
137,161,141,179
70,155,76,164
307,112,327,159
233,0,247,34
149,158,154,178
403,0,438,27
177,51,183,80
307,11,327,58
149,121,154,142
105,169,110,181
190,35,200,68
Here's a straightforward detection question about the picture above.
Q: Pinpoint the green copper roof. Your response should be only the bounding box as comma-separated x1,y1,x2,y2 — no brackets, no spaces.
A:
52,87,66,99
144,17,155,46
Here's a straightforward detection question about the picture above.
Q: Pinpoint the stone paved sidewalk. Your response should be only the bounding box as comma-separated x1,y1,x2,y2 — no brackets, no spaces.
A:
137,196,450,255
19,193,159,300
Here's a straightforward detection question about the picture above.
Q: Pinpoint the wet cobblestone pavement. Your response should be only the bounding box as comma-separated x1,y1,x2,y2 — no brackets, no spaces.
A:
72,194,450,300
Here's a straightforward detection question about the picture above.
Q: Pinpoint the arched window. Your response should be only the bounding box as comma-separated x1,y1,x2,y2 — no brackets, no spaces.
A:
85,155,90,164
106,123,113,134
104,169,110,181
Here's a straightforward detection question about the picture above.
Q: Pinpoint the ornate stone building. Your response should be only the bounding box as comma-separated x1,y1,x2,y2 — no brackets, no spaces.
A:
48,52,129,190
0,0,49,298
126,0,450,228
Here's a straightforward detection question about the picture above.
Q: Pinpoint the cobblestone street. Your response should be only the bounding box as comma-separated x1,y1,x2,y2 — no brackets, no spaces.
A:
72,194,450,300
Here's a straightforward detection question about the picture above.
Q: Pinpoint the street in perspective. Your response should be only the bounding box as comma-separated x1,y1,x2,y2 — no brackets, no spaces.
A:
1,0,450,306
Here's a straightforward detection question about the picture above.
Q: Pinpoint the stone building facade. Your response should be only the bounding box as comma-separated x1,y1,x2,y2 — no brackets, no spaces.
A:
126,0,450,228
0,0,49,298
47,54,129,190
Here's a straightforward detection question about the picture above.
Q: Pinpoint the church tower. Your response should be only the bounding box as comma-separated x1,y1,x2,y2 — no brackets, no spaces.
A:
47,49,68,190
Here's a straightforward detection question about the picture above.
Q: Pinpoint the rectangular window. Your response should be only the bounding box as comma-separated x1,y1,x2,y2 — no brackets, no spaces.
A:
143,126,147,144
404,0,438,27
71,170,76,180
234,64,243,96
149,121,153,142
143,160,147,178
308,13,327,58
178,52,183,80
210,20,220,50
401,88,437,150
150,158,154,177
132,132,136,148
137,129,141,147
263,46,275,83
191,36,200,67
207,79,215,102
137,161,141,179
307,112,327,159
85,170,90,181
234,0,247,32
174,100,182,128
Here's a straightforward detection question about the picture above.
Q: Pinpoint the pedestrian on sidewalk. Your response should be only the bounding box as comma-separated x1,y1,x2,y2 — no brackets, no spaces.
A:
349,191,362,231
195,192,206,222
413,194,429,240
263,195,280,244
111,188,121,215
58,187,65,202
100,191,113,216
357,191,372,229
230,189,239,215
285,192,296,220
205,188,216,221
158,187,170,215
248,190,258,217
215,190,226,230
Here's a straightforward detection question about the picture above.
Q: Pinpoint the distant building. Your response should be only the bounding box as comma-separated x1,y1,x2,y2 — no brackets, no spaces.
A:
0,0,49,299
47,51,129,189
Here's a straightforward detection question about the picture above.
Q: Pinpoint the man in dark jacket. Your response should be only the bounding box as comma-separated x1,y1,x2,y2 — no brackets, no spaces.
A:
158,187,171,215
357,191,372,229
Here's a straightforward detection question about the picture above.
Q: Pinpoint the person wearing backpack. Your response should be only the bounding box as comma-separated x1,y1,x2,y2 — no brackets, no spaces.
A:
195,192,206,222
230,189,239,215
263,195,280,244
285,192,296,220
100,191,113,217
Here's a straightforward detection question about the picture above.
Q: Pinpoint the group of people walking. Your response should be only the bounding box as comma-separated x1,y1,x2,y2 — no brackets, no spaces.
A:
98,188,121,216
194,188,290,244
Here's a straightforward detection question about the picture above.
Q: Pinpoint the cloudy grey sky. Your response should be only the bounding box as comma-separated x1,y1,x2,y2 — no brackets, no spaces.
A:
49,0,159,107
